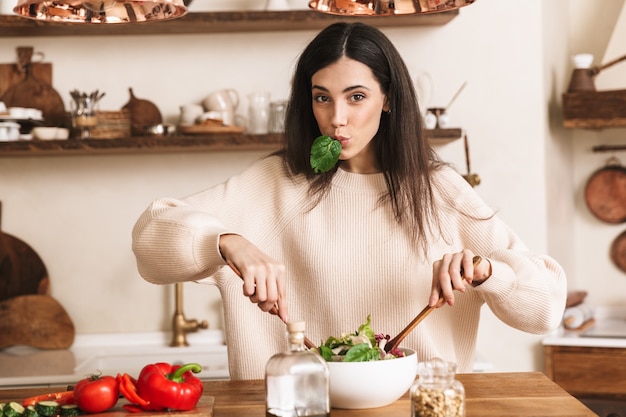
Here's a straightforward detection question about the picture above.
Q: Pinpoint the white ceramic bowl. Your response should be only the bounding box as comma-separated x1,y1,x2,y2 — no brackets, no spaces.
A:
327,348,417,409
32,127,69,140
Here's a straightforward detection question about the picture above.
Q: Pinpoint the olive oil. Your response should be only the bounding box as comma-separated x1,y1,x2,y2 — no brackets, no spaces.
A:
265,321,330,417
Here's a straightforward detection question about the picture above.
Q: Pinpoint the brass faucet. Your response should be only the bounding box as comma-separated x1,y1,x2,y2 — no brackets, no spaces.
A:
170,282,209,347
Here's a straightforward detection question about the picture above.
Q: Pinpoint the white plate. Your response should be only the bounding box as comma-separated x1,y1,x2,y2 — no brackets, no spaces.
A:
0,116,44,122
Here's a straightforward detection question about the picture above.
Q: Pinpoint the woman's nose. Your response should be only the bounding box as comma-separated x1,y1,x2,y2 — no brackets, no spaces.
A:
330,104,347,127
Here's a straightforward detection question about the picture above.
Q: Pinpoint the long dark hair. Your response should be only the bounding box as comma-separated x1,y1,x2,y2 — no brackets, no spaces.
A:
280,22,443,256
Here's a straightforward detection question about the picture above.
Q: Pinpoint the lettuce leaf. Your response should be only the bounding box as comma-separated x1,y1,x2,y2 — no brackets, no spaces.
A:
317,314,382,362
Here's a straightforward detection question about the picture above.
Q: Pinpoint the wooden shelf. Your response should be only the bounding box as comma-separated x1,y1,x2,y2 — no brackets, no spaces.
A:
0,9,458,37
562,89,626,129
0,129,462,157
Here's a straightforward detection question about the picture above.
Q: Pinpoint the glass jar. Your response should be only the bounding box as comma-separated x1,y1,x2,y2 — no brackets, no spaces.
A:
268,100,287,133
247,92,270,134
265,321,330,417
410,358,465,417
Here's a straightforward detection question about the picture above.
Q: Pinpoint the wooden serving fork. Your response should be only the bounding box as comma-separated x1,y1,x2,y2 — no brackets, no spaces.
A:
228,261,316,349
383,255,483,353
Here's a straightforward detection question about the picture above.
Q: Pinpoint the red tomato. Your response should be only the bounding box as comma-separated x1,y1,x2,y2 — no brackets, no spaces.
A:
73,374,120,413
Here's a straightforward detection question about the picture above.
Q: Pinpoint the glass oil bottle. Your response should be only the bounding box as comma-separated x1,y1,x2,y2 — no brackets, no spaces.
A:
265,321,330,417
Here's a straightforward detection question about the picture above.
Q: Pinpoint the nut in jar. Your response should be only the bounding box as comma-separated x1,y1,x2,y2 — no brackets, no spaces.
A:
411,358,465,417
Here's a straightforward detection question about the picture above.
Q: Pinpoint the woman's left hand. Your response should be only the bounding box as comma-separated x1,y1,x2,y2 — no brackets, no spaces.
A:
430,250,491,307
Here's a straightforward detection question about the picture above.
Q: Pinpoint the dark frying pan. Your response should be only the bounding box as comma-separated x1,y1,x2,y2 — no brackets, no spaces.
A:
611,230,626,274
584,157,626,224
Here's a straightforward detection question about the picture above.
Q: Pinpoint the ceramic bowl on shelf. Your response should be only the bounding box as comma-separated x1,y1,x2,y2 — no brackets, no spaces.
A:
327,348,417,409
0,122,21,141
32,127,69,140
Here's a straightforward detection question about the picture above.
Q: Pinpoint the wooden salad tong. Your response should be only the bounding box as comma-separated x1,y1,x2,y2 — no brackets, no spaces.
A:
228,261,316,349
384,255,483,353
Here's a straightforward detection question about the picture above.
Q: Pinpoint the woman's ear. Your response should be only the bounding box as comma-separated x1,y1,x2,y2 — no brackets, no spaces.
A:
382,98,391,113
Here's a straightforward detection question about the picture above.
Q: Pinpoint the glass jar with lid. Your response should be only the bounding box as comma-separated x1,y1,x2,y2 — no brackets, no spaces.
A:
410,358,465,417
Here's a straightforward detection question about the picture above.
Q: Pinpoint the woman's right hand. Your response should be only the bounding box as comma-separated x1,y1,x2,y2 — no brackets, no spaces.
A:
218,233,288,322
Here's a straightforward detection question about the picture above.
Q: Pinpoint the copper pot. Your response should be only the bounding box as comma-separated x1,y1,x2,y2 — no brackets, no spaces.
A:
584,157,626,224
610,230,626,274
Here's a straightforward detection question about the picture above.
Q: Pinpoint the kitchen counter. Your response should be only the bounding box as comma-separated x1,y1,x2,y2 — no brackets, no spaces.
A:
543,306,626,417
542,305,626,348
0,372,597,416
0,330,229,388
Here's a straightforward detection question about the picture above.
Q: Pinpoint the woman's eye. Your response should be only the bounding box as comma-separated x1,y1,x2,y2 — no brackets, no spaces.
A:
350,93,366,102
313,95,330,103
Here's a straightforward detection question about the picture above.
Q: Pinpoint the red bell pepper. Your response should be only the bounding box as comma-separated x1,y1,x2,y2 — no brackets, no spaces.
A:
135,362,204,411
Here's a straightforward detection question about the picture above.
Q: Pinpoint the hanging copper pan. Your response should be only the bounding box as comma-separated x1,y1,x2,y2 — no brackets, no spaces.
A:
610,230,626,274
584,157,626,224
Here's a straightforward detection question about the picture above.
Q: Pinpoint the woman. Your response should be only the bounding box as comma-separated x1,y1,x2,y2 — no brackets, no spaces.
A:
132,22,567,380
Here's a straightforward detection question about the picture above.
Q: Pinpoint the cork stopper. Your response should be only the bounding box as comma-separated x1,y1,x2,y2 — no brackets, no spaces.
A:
286,321,306,346
287,321,305,333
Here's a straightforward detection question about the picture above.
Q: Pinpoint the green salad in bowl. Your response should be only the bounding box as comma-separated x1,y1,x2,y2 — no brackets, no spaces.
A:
316,316,417,409
316,315,406,362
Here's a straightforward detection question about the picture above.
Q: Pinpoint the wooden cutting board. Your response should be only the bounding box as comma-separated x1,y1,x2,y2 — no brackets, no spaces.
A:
0,47,66,128
0,62,52,98
0,294,75,349
178,124,245,134
0,201,49,301
86,396,215,417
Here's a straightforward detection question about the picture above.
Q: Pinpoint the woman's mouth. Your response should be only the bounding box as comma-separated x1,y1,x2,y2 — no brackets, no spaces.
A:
334,135,349,147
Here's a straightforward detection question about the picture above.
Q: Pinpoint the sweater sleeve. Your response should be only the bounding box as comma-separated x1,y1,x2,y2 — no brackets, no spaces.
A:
131,155,295,285
131,196,229,284
434,166,568,334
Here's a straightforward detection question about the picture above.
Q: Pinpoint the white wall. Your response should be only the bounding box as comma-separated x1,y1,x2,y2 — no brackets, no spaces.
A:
1,0,624,373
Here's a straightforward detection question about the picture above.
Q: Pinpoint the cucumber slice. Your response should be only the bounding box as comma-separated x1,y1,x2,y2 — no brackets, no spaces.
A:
24,406,39,417
34,401,58,417
4,402,25,417
59,405,80,417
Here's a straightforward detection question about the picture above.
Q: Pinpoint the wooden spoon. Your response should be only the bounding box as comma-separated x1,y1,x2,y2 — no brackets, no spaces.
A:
227,261,316,349
384,255,483,353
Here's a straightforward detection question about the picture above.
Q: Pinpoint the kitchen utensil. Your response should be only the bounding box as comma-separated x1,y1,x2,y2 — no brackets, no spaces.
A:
202,89,239,126
179,104,204,126
122,88,163,136
32,126,69,140
610,229,626,274
0,122,20,141
69,90,103,139
0,294,75,349
268,100,287,133
0,201,49,302
146,123,176,136
0,47,66,128
462,134,481,187
444,81,467,111
384,255,483,353
0,61,50,98
584,157,626,224
178,124,245,135
247,92,270,134
227,260,315,349
567,52,626,92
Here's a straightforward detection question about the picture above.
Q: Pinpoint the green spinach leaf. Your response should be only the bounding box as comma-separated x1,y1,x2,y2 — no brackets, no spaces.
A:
310,135,342,173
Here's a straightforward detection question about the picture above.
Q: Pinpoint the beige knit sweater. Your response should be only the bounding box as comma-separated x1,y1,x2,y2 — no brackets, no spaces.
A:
132,155,567,380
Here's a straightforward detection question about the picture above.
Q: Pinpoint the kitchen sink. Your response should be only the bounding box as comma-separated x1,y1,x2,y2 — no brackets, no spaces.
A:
73,345,228,380
0,330,230,388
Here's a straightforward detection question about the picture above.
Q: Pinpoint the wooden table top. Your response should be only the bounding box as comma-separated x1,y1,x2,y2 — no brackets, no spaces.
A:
0,372,597,417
